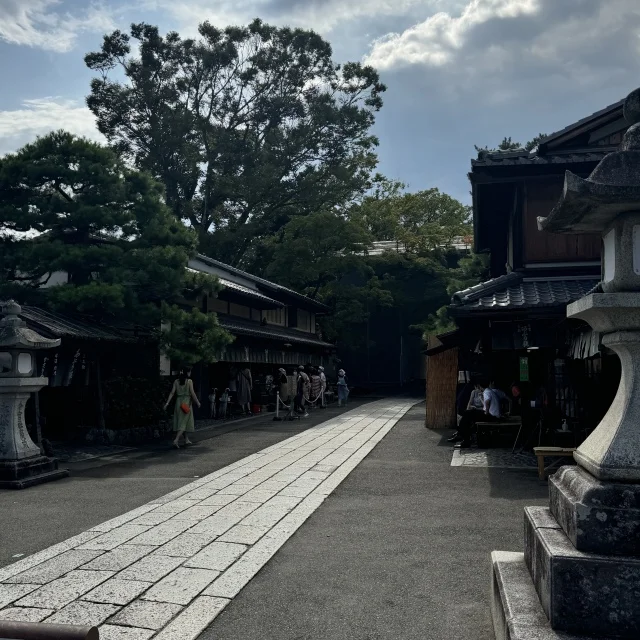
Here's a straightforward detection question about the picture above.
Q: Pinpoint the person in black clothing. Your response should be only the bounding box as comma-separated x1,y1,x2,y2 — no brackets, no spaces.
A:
449,379,505,448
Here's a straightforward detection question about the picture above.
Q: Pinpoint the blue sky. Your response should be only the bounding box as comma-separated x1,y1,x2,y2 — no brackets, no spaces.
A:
1,0,640,204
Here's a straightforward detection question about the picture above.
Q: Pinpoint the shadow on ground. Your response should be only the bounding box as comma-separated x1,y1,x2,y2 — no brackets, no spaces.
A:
200,403,548,640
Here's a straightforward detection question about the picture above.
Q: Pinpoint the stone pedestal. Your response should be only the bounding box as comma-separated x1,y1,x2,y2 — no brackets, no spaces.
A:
0,377,68,488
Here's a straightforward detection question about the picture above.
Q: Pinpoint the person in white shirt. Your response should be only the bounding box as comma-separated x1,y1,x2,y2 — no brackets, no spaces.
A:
451,379,504,448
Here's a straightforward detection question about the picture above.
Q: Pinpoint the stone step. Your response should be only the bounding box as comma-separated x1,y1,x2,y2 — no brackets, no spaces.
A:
490,550,595,640
525,506,640,638
0,468,69,489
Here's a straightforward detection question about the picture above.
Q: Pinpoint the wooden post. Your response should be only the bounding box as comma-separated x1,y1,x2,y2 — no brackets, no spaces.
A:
96,357,106,430
34,391,43,453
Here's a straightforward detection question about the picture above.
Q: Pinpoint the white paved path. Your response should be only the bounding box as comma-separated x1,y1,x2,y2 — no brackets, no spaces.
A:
0,399,416,639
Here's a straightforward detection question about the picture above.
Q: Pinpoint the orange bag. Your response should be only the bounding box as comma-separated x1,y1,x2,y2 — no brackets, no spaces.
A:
180,403,190,415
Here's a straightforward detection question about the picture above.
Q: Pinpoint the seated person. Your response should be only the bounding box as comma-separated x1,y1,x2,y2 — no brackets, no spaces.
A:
448,380,486,443
449,379,505,448
490,381,512,416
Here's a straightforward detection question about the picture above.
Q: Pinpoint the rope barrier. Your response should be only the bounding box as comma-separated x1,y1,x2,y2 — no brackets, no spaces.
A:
276,388,326,420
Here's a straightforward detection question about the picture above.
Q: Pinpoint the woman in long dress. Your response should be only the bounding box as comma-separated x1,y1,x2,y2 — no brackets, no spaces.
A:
337,369,349,407
164,369,201,448
237,367,253,415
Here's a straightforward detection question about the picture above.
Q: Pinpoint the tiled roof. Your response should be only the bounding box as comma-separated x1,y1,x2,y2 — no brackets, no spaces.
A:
217,316,334,348
219,278,283,307
538,99,624,149
471,147,614,168
19,306,134,342
451,274,599,312
187,268,284,307
195,254,330,313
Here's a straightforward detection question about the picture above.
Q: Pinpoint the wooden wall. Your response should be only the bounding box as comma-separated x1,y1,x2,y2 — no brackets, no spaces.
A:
425,345,459,430
523,179,601,263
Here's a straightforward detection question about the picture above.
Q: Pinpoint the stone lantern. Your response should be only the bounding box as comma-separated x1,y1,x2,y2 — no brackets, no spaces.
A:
491,88,640,639
0,300,69,488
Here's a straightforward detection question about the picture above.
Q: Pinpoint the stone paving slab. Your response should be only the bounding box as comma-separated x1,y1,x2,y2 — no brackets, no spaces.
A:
0,399,416,639
451,449,539,468
46,601,120,626
110,600,183,630
0,606,54,622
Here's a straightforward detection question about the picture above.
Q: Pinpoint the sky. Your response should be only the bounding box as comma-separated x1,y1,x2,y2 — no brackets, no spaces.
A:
1,0,640,204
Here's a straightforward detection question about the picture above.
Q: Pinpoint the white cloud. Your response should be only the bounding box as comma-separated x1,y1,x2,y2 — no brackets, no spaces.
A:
365,0,540,69
363,0,640,105
0,97,105,155
144,0,443,35
0,0,115,53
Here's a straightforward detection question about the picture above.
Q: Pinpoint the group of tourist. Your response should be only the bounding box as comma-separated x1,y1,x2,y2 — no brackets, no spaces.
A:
163,365,350,447
290,364,328,417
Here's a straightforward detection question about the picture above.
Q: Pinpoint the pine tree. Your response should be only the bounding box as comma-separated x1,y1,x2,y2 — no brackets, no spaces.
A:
0,130,232,365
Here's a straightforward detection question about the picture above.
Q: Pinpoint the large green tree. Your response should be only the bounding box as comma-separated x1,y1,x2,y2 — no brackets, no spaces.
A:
85,19,385,268
260,181,474,350
0,131,232,365
349,180,471,252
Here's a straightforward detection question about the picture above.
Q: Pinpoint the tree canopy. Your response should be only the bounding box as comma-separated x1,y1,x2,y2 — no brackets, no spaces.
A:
0,131,232,365
257,176,475,350
85,19,385,269
475,133,548,155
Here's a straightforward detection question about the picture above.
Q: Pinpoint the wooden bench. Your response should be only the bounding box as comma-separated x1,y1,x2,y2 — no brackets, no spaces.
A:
475,417,522,448
534,447,576,480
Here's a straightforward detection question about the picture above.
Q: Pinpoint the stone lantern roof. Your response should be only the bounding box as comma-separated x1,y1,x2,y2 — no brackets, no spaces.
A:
0,300,61,350
538,87,640,234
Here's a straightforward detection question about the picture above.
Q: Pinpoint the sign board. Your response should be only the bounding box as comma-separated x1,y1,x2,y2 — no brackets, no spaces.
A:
519,357,529,382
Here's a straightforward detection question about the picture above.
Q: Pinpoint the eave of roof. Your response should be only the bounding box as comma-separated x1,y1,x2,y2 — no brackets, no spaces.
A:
470,147,616,169
195,254,330,313
450,274,600,314
217,316,334,349
187,267,284,308
537,98,624,151
19,306,135,342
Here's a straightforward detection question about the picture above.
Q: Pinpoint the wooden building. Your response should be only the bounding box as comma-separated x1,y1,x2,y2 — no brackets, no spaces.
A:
10,254,335,438
425,98,628,437
182,255,335,412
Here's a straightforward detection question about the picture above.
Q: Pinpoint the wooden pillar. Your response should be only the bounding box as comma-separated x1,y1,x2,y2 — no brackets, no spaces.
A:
96,357,106,430
425,343,459,430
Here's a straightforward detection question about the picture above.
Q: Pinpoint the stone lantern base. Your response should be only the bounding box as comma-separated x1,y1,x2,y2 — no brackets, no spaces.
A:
491,495,640,639
0,377,69,489
0,456,69,489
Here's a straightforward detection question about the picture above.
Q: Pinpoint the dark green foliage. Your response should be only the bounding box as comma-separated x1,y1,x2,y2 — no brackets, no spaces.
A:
0,131,232,364
103,375,173,429
421,252,490,337
85,19,385,268
475,133,548,155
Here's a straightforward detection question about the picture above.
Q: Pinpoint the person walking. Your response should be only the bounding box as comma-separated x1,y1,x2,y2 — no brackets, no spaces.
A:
278,368,289,404
237,366,253,415
337,369,349,407
208,388,218,419
164,368,201,448
318,366,327,407
219,388,230,420
295,365,310,417
310,367,322,408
